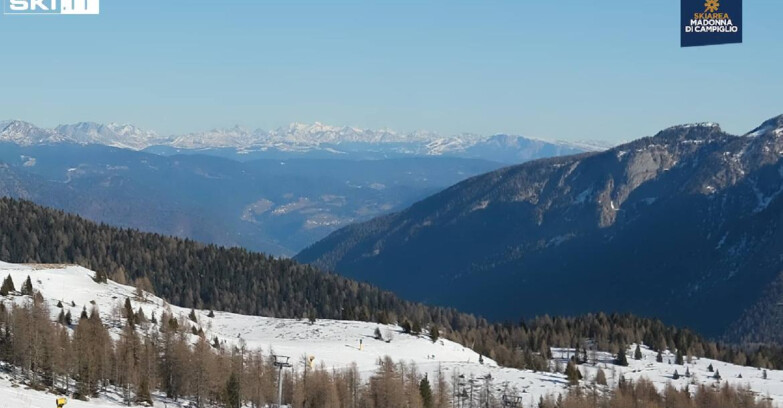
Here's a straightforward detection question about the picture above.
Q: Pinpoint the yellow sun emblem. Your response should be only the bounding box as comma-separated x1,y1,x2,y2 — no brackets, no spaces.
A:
704,0,720,12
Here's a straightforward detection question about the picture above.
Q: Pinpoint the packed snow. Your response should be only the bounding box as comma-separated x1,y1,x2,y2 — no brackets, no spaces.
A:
1,261,783,407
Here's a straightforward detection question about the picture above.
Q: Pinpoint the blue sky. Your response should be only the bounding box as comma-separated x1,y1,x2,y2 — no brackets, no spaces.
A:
0,0,780,142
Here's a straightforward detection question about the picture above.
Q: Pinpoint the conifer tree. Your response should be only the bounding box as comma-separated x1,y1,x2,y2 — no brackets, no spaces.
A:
401,320,412,334
673,370,680,380
615,344,629,366
94,269,108,284
169,316,179,331
376,310,389,325
412,320,422,335
675,349,684,365
419,375,433,408
0,275,15,296
20,275,33,296
565,361,580,385
124,298,136,329
656,350,663,363
634,344,642,360
708,363,714,372
135,307,147,324
225,371,241,408
429,325,440,342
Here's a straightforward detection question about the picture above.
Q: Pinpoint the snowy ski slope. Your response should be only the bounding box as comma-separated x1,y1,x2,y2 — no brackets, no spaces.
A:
1,261,782,407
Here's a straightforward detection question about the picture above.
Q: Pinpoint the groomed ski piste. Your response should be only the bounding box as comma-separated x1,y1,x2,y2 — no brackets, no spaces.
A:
1,261,782,407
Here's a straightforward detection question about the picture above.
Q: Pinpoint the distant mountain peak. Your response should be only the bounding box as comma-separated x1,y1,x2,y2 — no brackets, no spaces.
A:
55,121,163,150
646,122,729,145
0,120,64,145
745,114,783,138
658,122,722,135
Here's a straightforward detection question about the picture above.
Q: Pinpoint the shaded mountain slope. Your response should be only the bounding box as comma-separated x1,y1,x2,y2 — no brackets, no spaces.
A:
297,116,783,339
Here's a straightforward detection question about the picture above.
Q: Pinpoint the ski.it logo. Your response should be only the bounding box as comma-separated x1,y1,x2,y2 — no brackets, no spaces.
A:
4,0,99,14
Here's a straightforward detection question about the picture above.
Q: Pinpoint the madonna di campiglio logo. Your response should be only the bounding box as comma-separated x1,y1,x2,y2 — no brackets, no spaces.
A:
681,0,742,47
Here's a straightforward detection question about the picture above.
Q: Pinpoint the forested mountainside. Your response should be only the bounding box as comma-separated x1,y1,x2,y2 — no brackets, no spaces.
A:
297,115,783,342
0,197,429,323
2,197,781,371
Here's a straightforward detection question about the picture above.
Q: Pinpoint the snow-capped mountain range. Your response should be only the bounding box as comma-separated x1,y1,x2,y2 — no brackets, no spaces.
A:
55,122,168,150
0,120,608,162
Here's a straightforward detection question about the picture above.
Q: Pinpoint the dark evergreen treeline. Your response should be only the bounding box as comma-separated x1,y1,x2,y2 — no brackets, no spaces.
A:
1,197,782,372
454,313,783,371
0,197,452,326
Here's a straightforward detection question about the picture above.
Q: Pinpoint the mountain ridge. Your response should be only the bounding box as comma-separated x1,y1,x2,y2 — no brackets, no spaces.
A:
296,115,783,341
0,119,606,163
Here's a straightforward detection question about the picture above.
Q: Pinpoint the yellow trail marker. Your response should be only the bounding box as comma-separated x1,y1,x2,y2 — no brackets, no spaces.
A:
56,397,68,407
